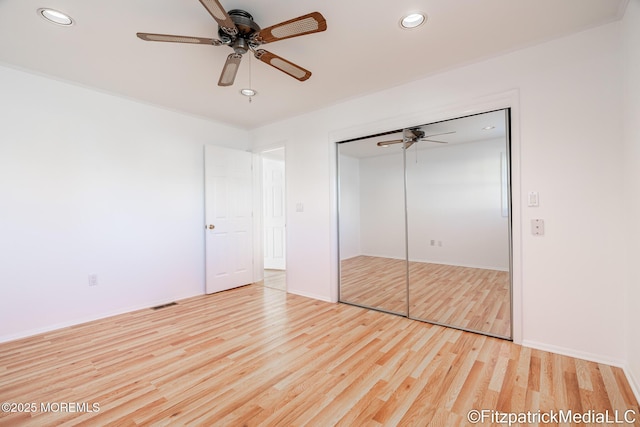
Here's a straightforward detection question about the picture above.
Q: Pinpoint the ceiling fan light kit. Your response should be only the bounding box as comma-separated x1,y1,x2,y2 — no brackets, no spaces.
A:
136,0,326,88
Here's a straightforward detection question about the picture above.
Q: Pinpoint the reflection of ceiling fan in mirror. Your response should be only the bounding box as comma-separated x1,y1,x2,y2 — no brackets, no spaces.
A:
377,129,456,149
136,0,327,87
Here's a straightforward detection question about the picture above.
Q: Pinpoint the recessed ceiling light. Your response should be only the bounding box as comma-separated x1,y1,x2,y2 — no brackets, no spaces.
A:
240,88,257,97
38,8,74,26
482,126,495,130
400,12,426,29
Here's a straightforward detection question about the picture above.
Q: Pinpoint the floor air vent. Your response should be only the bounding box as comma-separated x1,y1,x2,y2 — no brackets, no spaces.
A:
151,302,177,310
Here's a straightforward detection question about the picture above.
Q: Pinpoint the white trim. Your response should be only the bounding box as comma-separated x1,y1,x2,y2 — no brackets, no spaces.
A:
0,293,198,344
329,133,340,303
524,340,640,403
329,89,522,342
343,253,509,272
288,289,333,303
623,364,640,405
251,152,264,282
522,339,626,368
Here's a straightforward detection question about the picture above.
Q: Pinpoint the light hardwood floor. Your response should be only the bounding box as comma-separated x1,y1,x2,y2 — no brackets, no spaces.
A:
259,269,286,292
340,256,511,337
0,285,638,426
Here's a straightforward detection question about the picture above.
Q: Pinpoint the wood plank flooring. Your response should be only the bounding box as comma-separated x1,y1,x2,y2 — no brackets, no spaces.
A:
340,256,511,337
259,269,286,292
1,285,638,426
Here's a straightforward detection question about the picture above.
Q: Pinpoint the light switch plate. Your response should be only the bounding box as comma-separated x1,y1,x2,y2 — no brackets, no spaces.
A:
528,191,539,207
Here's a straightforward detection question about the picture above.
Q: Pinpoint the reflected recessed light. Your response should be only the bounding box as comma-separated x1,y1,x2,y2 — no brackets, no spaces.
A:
400,12,426,29
482,126,495,130
38,8,74,26
240,88,257,97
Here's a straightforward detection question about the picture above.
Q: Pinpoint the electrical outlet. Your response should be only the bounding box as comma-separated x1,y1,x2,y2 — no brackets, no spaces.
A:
531,219,545,236
88,273,98,286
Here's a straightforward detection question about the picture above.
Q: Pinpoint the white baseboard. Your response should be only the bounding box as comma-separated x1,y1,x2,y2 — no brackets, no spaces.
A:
521,340,640,404
521,339,626,368
350,253,509,272
623,364,640,405
287,289,334,303
0,292,200,344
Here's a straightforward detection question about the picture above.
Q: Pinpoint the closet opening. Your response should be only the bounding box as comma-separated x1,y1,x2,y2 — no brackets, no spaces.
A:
336,109,512,340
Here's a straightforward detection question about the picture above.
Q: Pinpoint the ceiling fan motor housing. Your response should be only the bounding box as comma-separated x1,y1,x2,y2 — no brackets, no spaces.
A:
219,10,261,54
221,10,260,36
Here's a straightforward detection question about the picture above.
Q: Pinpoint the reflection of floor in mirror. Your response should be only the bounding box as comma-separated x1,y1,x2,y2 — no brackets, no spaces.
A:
340,255,511,337
259,269,286,291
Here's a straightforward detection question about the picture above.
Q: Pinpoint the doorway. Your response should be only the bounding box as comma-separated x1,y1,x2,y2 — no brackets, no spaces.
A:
261,147,287,291
337,109,512,339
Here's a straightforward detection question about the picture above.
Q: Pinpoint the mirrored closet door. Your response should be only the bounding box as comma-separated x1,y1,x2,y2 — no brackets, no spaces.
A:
338,109,512,339
337,135,408,315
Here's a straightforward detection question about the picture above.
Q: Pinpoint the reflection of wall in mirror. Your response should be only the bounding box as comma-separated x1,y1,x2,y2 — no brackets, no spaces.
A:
339,138,510,271
338,155,361,260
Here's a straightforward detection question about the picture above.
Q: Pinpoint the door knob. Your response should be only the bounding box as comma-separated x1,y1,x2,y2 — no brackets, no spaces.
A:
208,224,215,230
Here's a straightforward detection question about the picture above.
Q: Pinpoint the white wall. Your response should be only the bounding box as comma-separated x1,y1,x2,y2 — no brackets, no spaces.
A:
0,65,250,342
622,0,640,400
252,20,627,364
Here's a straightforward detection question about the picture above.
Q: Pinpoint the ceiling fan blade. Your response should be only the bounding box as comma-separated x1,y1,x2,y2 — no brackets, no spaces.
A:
376,140,404,147
421,139,448,144
254,49,311,81
218,53,242,86
198,0,238,35
253,12,327,44
137,33,222,45
424,131,456,138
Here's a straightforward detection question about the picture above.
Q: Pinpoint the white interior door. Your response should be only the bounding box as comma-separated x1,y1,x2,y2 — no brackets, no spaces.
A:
263,157,286,270
205,145,253,294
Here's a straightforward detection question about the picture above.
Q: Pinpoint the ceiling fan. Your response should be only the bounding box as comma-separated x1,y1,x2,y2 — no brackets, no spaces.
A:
377,129,456,149
136,0,327,87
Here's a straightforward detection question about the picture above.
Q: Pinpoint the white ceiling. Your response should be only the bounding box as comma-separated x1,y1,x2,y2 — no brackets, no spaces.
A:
0,0,627,129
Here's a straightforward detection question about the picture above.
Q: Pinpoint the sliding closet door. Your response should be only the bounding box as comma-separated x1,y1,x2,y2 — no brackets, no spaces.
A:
405,110,512,338
337,109,512,339
338,136,408,315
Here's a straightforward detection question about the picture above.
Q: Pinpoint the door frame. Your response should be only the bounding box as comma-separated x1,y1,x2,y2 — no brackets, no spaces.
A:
252,144,288,287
